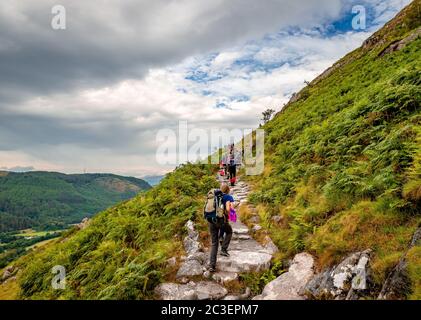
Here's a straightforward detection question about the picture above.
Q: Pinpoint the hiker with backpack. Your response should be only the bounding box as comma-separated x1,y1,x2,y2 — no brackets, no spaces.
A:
228,144,238,186
203,183,234,272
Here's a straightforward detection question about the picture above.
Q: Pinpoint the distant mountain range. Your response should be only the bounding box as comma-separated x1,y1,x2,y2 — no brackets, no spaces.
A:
0,171,151,232
142,175,165,186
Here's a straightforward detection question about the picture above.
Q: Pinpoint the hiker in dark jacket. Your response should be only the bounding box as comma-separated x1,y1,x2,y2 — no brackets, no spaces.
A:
209,183,233,272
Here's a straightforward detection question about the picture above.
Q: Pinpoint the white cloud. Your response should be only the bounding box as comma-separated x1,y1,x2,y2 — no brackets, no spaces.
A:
0,0,412,176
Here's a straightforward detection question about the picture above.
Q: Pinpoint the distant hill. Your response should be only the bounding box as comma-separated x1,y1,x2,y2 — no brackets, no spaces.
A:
142,175,165,186
0,171,151,232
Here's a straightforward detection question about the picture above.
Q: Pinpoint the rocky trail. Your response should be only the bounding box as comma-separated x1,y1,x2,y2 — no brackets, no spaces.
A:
154,173,385,300
155,174,278,300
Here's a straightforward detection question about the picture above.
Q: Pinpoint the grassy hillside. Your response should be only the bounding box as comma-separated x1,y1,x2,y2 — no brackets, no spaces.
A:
9,164,216,299
244,0,421,298
2,1,420,300
0,171,151,232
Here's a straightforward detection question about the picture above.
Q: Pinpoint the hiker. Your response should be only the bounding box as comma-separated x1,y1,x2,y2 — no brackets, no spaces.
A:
205,183,233,273
228,146,237,186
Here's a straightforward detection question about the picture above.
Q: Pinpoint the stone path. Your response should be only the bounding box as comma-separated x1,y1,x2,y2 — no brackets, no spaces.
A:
155,173,277,300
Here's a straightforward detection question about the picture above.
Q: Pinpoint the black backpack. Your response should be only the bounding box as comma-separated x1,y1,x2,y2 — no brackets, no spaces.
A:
203,189,225,223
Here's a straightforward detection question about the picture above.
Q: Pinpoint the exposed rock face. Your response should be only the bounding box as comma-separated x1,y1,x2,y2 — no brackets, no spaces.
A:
1,266,17,282
378,27,421,57
77,217,90,230
304,250,374,300
155,281,228,300
253,253,315,300
378,227,421,300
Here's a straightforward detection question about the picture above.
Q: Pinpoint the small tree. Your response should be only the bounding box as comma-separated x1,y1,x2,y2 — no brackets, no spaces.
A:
261,108,275,125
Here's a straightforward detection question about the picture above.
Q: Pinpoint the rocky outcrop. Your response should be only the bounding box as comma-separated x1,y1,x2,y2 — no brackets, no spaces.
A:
176,221,204,278
304,249,374,300
1,265,18,282
378,27,421,57
378,227,421,300
253,253,315,300
77,217,90,230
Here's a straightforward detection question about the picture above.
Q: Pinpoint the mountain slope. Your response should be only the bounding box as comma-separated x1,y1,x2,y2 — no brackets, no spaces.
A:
245,0,421,298
2,1,420,300
0,171,151,232
6,164,216,299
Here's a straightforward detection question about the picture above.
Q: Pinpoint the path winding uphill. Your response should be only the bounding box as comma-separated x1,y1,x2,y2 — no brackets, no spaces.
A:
154,174,278,300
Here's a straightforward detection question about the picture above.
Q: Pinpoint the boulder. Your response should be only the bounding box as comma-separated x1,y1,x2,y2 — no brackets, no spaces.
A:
183,236,201,255
253,253,315,300
155,283,198,300
378,227,421,300
187,252,207,264
1,266,16,282
303,249,374,300
263,236,279,255
176,259,204,278
185,220,199,240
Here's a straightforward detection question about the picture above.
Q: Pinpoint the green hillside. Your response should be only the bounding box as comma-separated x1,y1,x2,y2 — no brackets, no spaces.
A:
2,1,420,300
0,171,151,232
245,0,421,297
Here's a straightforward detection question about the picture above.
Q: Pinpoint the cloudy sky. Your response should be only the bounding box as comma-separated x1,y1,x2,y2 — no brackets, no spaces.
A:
0,0,411,177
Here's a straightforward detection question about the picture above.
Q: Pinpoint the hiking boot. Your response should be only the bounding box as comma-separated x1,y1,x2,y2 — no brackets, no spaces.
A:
220,250,230,257
209,267,217,273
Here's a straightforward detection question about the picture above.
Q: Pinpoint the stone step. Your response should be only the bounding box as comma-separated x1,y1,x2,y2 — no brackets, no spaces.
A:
155,281,228,300
216,250,272,273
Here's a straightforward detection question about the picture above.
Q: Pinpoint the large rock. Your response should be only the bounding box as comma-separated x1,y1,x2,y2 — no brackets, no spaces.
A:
185,220,199,240
253,253,315,300
155,283,198,300
304,249,374,300
155,281,227,300
195,281,228,300
1,266,17,282
176,259,204,278
378,227,421,300
263,236,279,255
183,236,201,256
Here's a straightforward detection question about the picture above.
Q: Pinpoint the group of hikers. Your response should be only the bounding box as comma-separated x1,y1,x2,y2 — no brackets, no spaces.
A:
219,143,241,187
204,144,241,273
